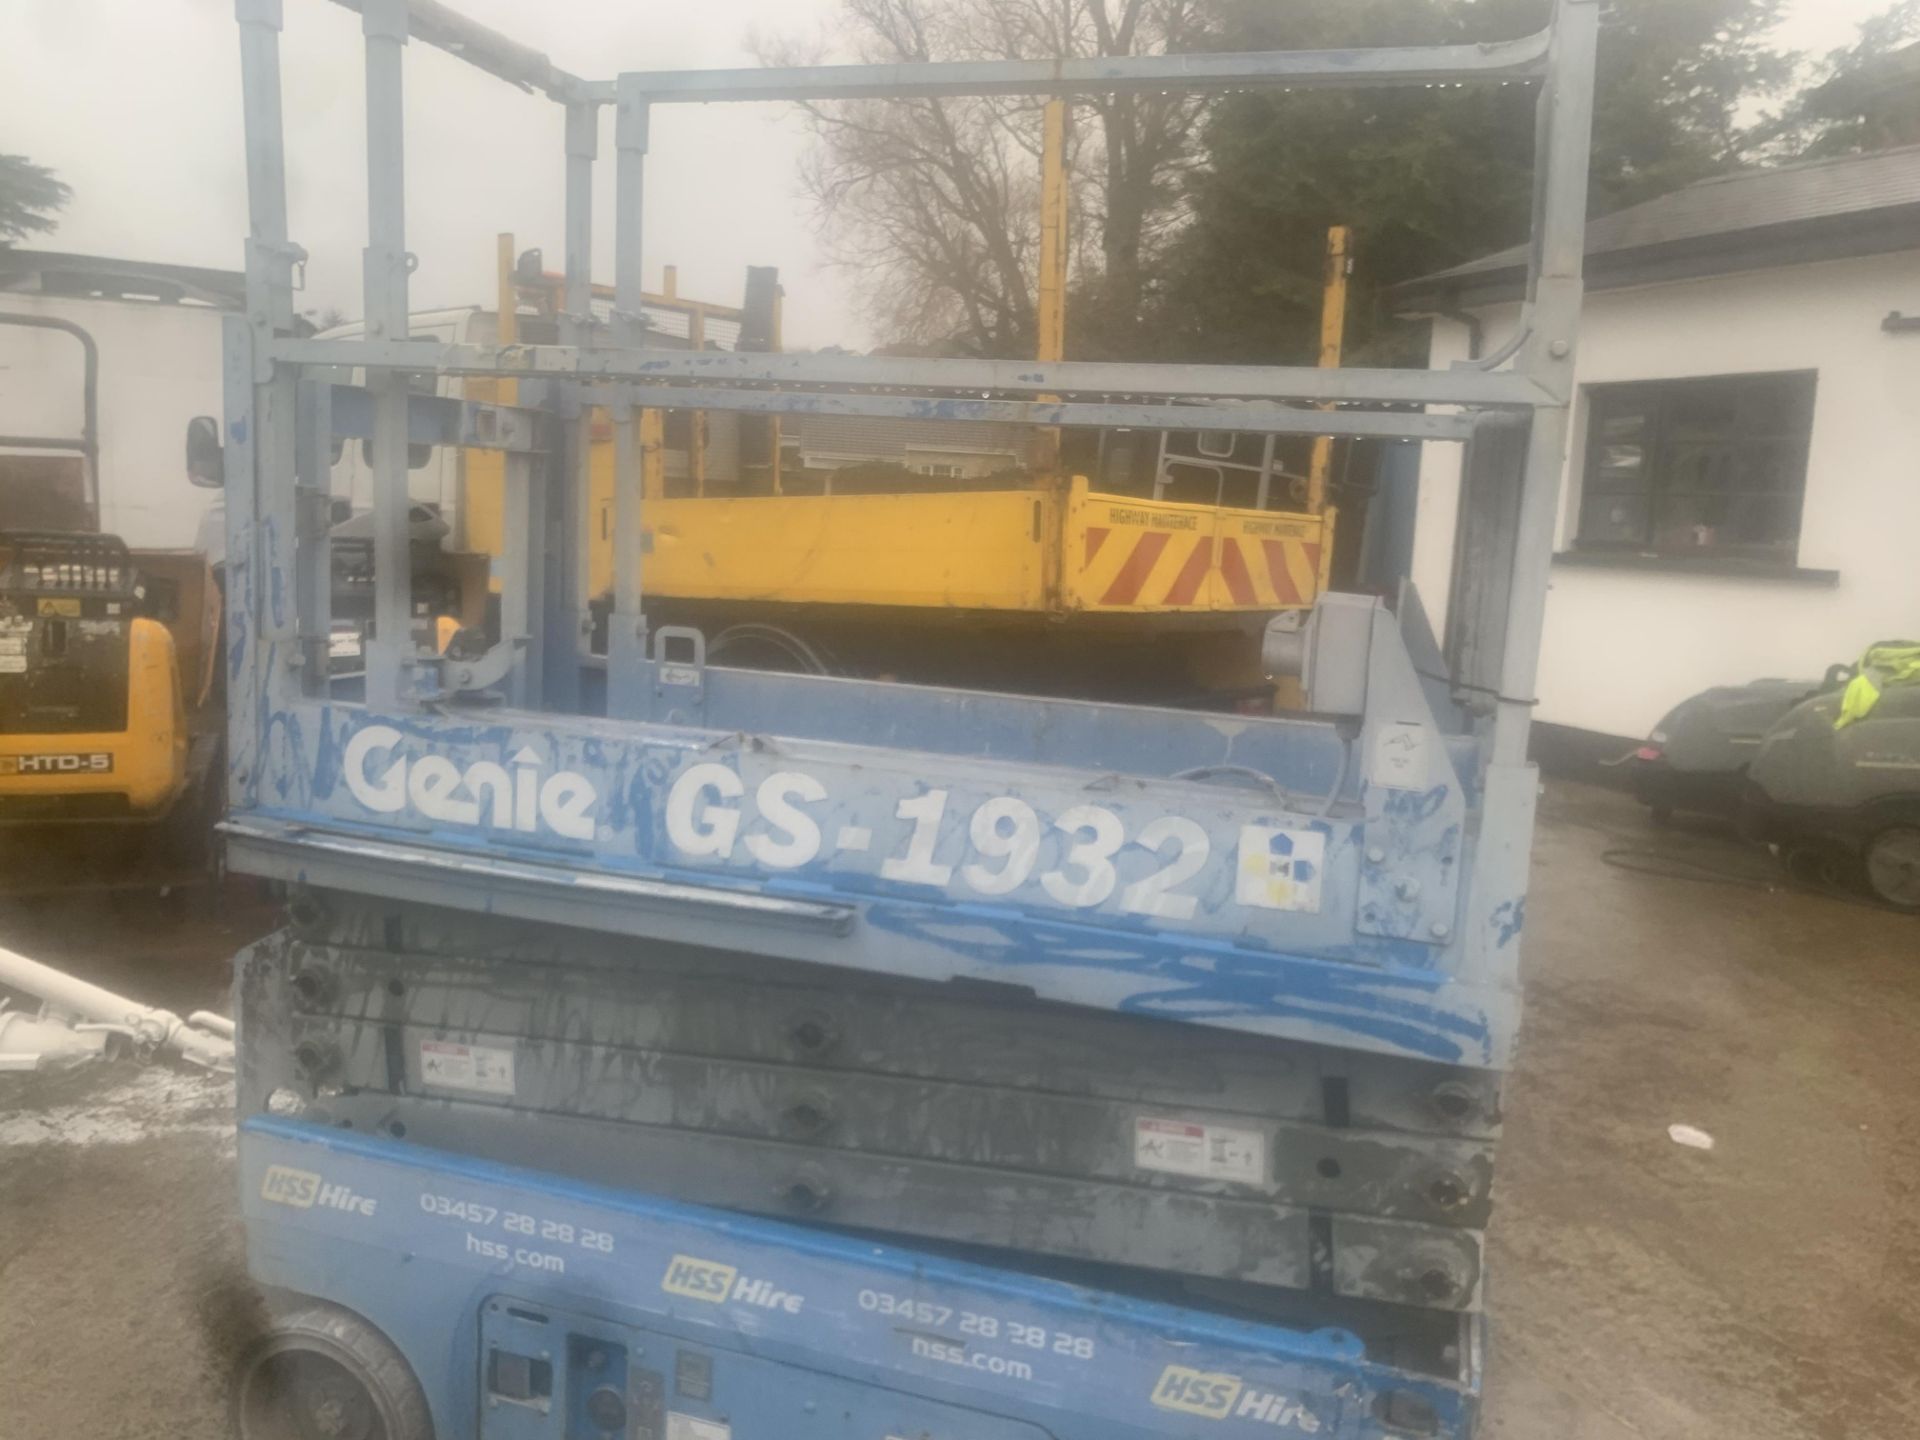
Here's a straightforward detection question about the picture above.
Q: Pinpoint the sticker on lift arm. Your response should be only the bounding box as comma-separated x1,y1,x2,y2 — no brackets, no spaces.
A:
666,1415,729,1440
1134,1117,1267,1184
1369,721,1433,792
1235,827,1324,913
418,1039,516,1097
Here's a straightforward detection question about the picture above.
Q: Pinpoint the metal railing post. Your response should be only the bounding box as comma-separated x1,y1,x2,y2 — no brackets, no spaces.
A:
1490,0,1599,767
361,0,413,710
549,100,598,710
608,79,651,718
292,377,334,692
233,0,296,806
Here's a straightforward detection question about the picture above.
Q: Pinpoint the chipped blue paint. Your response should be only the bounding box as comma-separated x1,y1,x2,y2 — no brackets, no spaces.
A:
265,518,285,630
1384,782,1453,822
1493,898,1525,948
862,905,1489,1064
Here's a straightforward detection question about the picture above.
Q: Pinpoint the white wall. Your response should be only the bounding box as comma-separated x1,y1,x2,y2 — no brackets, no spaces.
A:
1413,249,1920,740
0,292,227,550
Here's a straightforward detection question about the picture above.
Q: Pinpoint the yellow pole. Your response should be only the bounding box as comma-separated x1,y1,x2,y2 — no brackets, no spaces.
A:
462,232,518,560
1306,225,1352,513
770,289,785,494
688,305,708,497
1035,97,1069,476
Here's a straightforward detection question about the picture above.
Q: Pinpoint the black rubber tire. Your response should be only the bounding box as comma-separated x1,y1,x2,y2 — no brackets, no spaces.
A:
230,1303,433,1440
1864,825,1920,913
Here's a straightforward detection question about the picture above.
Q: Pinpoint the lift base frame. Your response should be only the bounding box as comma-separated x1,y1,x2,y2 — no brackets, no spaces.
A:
242,1118,1479,1440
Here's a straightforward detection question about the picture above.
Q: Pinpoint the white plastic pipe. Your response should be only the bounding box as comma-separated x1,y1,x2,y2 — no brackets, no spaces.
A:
0,943,234,1072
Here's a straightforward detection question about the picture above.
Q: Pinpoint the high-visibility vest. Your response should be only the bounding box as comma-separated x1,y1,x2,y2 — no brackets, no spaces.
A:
1836,643,1920,728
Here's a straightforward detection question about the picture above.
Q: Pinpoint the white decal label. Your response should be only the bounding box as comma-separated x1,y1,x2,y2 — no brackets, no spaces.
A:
343,725,598,841
0,655,24,673
419,1039,516,1097
0,636,25,656
1236,827,1324,913
1370,721,1433,792
0,752,112,776
666,1416,730,1440
1134,1117,1266,1184
660,764,1342,924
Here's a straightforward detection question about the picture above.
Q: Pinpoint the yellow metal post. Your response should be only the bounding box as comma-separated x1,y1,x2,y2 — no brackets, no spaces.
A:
457,232,519,560
1306,225,1352,513
770,289,785,494
1035,97,1069,476
688,305,708,497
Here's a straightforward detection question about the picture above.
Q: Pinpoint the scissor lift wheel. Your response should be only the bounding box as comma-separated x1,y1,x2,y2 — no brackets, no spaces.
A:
231,1304,432,1440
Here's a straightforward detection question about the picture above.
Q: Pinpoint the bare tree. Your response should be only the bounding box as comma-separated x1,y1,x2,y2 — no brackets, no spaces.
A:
759,0,1208,357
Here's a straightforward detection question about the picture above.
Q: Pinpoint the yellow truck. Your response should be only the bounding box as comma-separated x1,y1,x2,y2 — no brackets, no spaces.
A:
458,248,1337,705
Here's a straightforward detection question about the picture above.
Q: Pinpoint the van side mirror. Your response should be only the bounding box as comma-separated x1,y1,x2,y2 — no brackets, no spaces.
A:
186,415,224,488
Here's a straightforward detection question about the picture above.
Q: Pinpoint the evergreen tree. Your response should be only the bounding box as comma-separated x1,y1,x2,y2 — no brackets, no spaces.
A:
0,154,71,247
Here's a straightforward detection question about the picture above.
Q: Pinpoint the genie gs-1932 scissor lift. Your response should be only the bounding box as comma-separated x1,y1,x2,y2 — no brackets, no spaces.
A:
215,2,1599,1438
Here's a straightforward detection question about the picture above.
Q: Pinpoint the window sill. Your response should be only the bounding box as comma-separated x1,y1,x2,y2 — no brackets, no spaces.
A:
1552,550,1840,586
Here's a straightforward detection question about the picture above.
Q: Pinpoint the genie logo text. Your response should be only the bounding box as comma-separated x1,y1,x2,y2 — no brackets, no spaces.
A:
343,725,598,840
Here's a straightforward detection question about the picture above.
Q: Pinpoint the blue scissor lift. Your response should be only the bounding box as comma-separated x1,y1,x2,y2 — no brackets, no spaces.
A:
218,3,1600,1438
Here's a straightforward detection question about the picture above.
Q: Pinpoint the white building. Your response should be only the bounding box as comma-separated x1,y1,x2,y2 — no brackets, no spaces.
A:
1394,146,1920,755
0,250,241,550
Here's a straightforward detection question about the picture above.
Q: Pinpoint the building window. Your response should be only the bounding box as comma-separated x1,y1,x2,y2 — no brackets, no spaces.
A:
1576,372,1816,561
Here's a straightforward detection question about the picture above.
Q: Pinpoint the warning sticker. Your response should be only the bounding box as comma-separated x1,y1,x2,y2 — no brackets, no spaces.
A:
1133,1117,1267,1185
666,1415,730,1440
0,655,24,674
1370,720,1434,792
0,636,25,656
419,1039,516,1097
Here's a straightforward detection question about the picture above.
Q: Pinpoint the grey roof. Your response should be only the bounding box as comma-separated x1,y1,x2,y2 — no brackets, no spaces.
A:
0,249,245,309
1395,145,1920,312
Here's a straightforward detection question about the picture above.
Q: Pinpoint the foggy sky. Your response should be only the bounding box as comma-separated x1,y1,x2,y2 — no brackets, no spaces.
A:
0,0,1896,352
